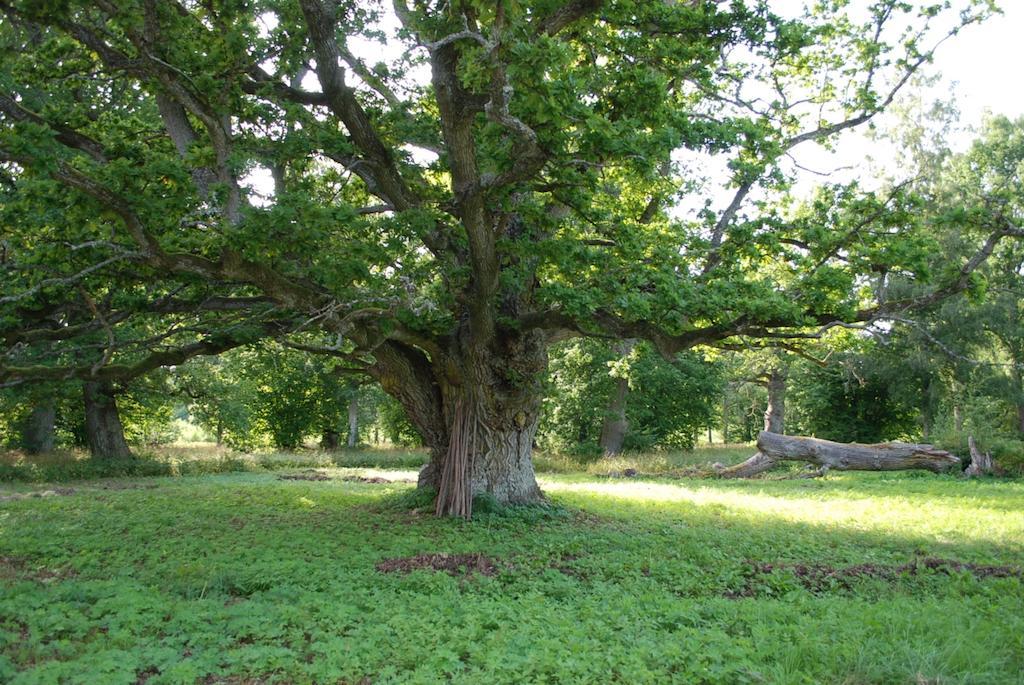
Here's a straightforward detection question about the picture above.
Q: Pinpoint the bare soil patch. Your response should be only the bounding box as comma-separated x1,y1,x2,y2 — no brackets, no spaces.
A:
277,470,331,482
376,552,499,577
729,557,1022,596
0,487,76,502
341,475,392,484
0,555,77,583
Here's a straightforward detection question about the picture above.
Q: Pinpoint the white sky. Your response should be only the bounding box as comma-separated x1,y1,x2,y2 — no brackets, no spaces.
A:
933,1,1024,136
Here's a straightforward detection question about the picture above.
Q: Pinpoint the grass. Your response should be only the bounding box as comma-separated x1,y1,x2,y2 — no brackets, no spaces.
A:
0,442,759,484
1,450,1022,684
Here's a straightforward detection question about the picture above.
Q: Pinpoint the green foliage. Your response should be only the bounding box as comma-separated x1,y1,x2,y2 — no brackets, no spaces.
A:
789,354,920,443
540,340,721,455
1,466,1022,683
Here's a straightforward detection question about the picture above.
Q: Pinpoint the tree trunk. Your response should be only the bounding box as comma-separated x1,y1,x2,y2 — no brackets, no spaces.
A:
763,368,786,434
419,393,543,513
347,395,358,448
717,431,960,478
321,429,340,450
372,330,546,517
964,435,994,477
21,400,56,454
722,394,730,443
83,381,133,460
599,340,634,455
599,376,630,455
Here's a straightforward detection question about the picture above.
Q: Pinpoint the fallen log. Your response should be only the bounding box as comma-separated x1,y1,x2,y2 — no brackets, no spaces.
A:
717,431,961,478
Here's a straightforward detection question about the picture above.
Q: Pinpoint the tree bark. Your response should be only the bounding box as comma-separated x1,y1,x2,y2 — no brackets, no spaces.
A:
717,431,960,478
763,368,786,434
20,400,56,454
347,395,358,448
964,435,994,477
599,376,630,455
373,329,547,516
83,381,133,460
599,340,634,455
321,429,340,450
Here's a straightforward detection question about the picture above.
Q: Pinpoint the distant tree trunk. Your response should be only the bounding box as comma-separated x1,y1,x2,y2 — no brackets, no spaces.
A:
763,368,786,434
717,431,960,478
1012,366,1024,437
321,429,340,450
21,400,56,454
347,395,358,448
951,378,965,435
599,376,630,455
83,381,132,460
722,394,730,443
599,341,634,456
215,417,224,446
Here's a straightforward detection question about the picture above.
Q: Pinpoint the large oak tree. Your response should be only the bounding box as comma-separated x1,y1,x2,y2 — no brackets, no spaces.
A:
1,0,1017,515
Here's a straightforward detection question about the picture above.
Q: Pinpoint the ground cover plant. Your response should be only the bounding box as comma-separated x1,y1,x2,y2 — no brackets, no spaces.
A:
1,451,1022,684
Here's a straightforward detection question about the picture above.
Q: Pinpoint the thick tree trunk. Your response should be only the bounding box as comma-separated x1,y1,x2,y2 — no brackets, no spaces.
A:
599,376,630,455
420,394,543,512
717,431,960,478
376,332,546,516
83,381,133,460
347,395,358,448
21,400,56,454
763,369,786,434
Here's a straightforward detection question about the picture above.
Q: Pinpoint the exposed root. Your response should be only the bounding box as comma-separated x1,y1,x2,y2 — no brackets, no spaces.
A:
435,397,477,519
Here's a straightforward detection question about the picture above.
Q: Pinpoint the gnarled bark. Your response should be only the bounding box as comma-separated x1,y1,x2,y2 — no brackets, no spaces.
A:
718,431,960,478
83,381,132,460
374,328,546,517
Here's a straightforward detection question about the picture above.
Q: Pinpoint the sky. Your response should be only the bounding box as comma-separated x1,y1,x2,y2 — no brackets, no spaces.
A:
932,1,1024,136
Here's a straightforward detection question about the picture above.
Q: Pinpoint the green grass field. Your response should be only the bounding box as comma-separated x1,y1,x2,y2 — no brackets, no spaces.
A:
1,452,1022,684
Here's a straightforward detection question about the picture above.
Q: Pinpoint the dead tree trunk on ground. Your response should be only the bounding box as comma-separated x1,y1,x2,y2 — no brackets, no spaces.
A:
717,431,960,478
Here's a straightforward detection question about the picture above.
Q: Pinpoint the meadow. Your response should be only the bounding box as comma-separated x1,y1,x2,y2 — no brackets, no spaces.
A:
1,447,1022,684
